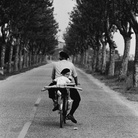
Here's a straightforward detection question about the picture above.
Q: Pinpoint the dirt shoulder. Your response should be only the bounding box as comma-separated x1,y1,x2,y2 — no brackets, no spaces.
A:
91,72,138,102
77,64,138,103
0,63,47,80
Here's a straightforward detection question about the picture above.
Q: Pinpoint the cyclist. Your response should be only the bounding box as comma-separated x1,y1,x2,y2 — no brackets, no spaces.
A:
48,51,81,123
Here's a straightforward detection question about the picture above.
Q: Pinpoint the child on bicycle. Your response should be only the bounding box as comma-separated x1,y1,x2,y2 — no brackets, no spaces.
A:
54,68,71,85
50,68,72,111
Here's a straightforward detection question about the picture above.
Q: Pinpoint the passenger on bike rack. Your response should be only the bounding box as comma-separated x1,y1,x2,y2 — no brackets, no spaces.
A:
52,68,71,111
48,51,81,123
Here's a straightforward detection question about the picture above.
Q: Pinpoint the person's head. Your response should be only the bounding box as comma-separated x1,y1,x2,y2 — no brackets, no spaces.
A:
60,68,70,78
59,51,69,60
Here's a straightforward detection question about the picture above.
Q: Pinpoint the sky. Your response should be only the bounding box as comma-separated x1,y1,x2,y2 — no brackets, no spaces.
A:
53,0,135,56
113,32,135,56
53,0,76,42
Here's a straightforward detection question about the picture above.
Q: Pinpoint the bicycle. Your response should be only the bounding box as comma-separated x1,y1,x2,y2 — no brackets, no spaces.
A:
42,83,82,128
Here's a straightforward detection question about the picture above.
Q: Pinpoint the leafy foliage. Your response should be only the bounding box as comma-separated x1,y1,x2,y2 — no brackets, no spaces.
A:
0,0,58,55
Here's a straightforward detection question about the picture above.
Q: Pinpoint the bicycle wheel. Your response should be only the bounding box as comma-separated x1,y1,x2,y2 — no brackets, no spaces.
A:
63,96,68,124
59,100,64,128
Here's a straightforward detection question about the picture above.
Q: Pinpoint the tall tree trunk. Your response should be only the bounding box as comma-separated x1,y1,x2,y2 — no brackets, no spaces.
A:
101,42,107,74
75,54,78,64
133,33,138,87
36,54,39,65
0,43,6,67
8,44,13,73
92,49,97,72
0,25,6,74
29,52,32,67
96,47,101,72
83,51,86,66
85,50,89,68
23,50,27,68
19,46,23,70
83,50,87,67
105,17,116,76
0,43,6,74
108,45,115,76
14,44,19,72
80,52,84,66
119,37,131,79
26,53,29,67
125,8,138,87
76,54,80,64
33,54,36,65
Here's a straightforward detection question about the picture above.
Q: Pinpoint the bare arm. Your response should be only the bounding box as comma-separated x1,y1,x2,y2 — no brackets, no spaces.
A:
71,64,78,85
74,76,78,86
51,67,55,80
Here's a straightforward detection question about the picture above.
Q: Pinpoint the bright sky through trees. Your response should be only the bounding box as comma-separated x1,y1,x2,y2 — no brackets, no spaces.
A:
53,0,135,56
113,32,135,56
53,0,76,42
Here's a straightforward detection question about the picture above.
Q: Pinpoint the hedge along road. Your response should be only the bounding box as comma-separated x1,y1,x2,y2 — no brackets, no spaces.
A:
0,62,138,138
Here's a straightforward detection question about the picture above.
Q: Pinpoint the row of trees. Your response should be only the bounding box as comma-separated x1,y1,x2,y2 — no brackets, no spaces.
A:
0,0,58,74
63,0,138,87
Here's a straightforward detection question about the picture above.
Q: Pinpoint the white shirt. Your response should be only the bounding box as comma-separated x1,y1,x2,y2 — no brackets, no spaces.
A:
54,76,71,85
52,60,77,80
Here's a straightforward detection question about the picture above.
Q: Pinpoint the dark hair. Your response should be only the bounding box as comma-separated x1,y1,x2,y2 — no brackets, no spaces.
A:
59,51,69,60
61,68,70,75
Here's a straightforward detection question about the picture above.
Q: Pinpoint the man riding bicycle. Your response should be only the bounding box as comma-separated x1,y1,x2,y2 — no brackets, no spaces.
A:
48,51,81,123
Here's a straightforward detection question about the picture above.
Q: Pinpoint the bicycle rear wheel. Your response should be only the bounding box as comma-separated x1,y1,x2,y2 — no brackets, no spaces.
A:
63,96,68,124
59,100,64,128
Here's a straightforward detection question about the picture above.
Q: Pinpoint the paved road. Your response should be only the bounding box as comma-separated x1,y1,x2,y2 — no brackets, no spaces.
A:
0,62,138,138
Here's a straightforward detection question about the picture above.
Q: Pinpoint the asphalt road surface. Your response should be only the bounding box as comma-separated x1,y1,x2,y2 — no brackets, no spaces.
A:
0,62,138,138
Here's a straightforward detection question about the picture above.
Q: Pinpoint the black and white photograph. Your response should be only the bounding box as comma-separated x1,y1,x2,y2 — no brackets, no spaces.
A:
0,0,138,138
